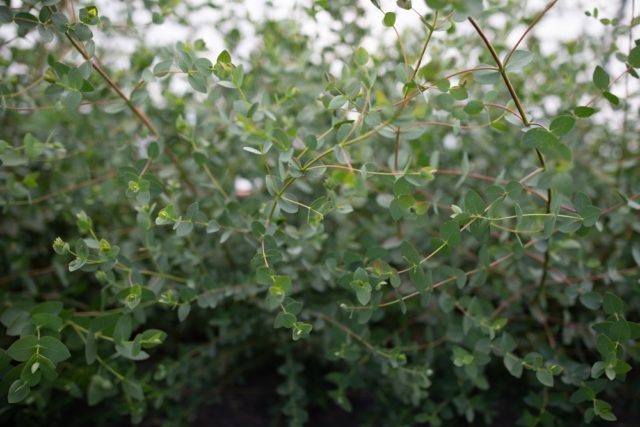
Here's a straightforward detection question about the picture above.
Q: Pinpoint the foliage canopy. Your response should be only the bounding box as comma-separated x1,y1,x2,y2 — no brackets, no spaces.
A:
1,0,639,425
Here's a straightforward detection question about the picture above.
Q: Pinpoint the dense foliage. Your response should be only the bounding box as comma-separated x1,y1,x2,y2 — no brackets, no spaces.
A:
1,0,639,425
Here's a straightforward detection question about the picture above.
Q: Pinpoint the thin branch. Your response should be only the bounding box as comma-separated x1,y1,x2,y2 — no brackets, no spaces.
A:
467,17,530,127
410,11,439,82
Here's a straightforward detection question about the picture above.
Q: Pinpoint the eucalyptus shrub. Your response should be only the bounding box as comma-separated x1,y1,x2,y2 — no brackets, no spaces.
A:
1,0,640,425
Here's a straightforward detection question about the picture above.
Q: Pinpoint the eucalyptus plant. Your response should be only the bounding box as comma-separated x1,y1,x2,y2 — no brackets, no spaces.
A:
1,0,639,425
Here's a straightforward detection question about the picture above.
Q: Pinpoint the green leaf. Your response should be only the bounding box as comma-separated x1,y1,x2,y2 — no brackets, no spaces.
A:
574,106,597,117
8,379,30,403
69,22,93,41
475,69,500,85
524,352,543,369
426,0,447,9
328,95,347,110
592,66,609,90
503,354,523,378
68,67,84,90
409,264,431,293
550,115,576,136
175,221,194,237
464,100,484,115
400,241,421,266
123,284,142,310
217,80,236,89
0,149,27,166
178,304,191,322
217,50,232,64
464,190,484,215
274,312,297,328
39,336,70,364
496,333,517,354
355,47,369,66
580,205,600,227
396,0,412,10
24,133,44,158
139,329,167,348
570,386,595,403
113,315,132,342
452,346,474,367
393,177,412,196
185,201,200,220
434,93,454,110
79,6,99,24
31,313,62,330
441,221,461,247
579,292,602,310
602,292,624,315
278,194,299,213
291,322,312,341
505,181,522,199
122,379,144,401
522,128,571,162
115,341,149,360
536,369,554,387
272,275,292,292
383,12,396,27
608,320,630,342
596,334,615,357
629,45,640,68
594,399,617,421
154,59,173,75
31,301,63,315
355,285,371,305
506,50,533,71
64,90,82,111
454,268,466,289
187,73,208,93
435,78,450,91
6,336,38,362
602,91,619,105
15,12,38,35
449,85,467,100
